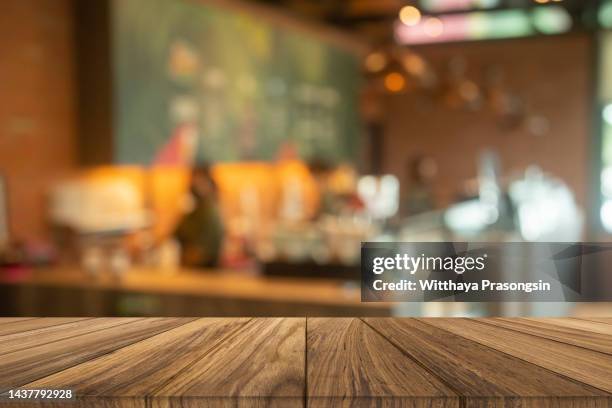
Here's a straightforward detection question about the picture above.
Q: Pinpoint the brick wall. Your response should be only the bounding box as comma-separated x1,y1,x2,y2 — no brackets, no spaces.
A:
0,0,77,242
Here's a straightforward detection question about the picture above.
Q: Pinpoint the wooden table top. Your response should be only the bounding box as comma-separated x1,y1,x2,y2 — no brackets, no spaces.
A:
0,317,610,407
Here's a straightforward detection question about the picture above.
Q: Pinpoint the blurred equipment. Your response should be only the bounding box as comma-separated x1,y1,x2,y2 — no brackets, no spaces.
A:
258,216,378,280
443,151,583,240
402,156,437,216
50,177,151,234
50,173,153,277
357,174,400,220
259,165,380,280
509,167,583,242
444,150,512,236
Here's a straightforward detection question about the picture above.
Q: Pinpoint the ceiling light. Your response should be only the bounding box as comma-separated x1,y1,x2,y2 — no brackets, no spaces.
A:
399,6,421,26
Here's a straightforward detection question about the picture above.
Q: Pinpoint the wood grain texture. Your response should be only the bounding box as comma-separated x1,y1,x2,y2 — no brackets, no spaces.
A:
153,318,305,407
307,318,458,407
482,318,612,355
529,318,612,336
364,318,608,407
0,318,145,356
576,318,612,325
0,398,145,408
24,318,251,398
452,398,612,408
0,318,33,324
0,318,194,391
0,318,610,407
149,396,302,408
0,318,90,336
424,318,612,394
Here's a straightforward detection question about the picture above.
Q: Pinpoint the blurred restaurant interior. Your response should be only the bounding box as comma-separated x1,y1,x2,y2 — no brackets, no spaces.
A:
0,0,611,317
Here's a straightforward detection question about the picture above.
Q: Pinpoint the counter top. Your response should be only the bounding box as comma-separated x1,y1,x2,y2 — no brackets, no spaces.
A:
0,317,610,406
0,267,390,310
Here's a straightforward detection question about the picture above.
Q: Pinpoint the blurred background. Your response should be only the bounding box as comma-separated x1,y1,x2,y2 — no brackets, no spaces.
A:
0,0,610,317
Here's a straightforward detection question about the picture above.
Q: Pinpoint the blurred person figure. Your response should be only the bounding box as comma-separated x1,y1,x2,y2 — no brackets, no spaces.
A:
402,155,437,216
175,165,224,268
308,160,337,217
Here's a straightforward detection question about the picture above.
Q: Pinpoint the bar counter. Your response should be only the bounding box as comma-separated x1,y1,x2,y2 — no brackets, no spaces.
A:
0,267,392,316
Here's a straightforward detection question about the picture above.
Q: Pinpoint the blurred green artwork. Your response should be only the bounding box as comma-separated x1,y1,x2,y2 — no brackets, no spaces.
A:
112,0,361,164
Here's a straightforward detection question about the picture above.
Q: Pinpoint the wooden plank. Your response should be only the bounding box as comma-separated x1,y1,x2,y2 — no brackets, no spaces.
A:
0,317,610,407
527,318,612,336
150,396,302,408
5,396,604,408
0,318,194,391
307,318,458,408
24,318,251,399
453,397,612,408
424,318,612,394
0,318,90,336
0,318,33,324
151,318,305,407
0,398,145,408
0,318,148,356
364,318,608,407
482,318,612,355
576,318,612,325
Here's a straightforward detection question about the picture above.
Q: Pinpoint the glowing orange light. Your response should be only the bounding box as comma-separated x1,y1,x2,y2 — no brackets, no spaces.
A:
384,72,406,93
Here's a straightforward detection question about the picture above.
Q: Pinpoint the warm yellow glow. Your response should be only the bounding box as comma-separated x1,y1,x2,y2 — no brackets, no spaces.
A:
384,72,406,93
212,160,319,222
364,52,387,73
399,6,421,26
423,17,444,37
75,160,324,241
78,165,190,241
149,166,190,238
403,54,426,76
534,0,549,3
